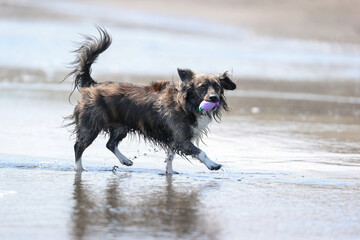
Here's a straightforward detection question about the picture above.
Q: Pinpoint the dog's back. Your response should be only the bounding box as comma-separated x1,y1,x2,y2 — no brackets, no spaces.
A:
74,81,176,145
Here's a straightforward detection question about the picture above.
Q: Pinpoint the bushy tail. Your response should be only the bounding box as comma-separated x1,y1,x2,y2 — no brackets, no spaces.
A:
63,27,112,92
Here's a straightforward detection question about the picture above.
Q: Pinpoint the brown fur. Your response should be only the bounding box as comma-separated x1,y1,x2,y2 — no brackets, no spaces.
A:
150,81,170,92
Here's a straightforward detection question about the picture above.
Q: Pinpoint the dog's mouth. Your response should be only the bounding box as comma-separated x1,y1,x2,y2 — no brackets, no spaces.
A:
199,100,220,112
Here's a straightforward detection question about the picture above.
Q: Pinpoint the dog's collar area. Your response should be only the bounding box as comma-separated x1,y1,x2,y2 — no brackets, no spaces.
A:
198,111,214,119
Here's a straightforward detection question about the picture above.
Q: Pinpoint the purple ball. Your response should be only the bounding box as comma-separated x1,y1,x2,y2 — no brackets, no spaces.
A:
199,100,220,112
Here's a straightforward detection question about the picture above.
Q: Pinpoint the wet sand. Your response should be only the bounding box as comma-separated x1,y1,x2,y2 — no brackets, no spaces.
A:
1,79,360,240
1,0,360,239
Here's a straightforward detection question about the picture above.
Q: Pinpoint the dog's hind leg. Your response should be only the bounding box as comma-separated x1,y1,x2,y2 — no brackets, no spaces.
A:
74,130,99,171
106,128,133,166
165,150,178,175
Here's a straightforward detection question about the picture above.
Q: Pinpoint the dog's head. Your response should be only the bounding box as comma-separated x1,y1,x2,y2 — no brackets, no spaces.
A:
177,68,236,118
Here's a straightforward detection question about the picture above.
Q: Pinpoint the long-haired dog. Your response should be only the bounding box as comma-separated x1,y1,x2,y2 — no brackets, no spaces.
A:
64,28,236,174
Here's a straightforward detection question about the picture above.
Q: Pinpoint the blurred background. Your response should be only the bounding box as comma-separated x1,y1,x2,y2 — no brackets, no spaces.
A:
1,0,360,120
1,1,360,239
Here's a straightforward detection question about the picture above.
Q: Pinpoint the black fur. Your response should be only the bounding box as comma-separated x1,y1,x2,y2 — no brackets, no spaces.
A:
63,27,111,96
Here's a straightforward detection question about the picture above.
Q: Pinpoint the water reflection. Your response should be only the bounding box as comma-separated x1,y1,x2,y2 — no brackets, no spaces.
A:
71,172,220,240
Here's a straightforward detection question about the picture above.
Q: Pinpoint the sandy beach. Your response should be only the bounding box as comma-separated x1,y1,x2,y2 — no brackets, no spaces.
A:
0,0,360,239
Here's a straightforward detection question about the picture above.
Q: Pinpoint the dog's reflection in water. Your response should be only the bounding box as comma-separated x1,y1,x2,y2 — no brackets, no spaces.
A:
71,172,221,240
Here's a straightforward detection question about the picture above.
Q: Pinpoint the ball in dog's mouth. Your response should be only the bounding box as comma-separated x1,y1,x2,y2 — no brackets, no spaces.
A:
199,100,220,112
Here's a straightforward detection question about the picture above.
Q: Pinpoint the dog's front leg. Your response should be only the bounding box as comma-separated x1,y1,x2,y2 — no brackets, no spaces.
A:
196,151,222,170
179,142,222,171
165,150,179,175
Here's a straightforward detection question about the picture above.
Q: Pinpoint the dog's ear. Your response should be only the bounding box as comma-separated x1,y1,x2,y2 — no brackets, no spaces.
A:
220,72,236,90
177,68,195,82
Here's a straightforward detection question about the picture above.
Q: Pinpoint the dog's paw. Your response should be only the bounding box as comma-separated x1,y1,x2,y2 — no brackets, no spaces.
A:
166,170,179,175
208,163,222,171
122,159,133,166
76,161,88,171
76,167,88,171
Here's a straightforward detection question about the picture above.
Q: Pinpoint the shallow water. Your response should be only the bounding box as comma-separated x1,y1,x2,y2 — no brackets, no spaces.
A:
1,87,360,240
1,0,360,239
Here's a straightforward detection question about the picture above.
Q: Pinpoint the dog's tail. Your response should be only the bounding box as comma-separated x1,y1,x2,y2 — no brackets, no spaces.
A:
63,27,112,92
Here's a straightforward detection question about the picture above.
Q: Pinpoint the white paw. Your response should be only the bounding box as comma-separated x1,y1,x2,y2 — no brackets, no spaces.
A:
76,159,87,171
197,151,222,171
115,148,133,166
76,167,88,171
121,158,133,166
166,170,179,175
206,163,222,171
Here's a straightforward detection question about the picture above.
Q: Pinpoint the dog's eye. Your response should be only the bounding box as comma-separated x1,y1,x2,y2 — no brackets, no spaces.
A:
213,84,220,91
199,85,207,91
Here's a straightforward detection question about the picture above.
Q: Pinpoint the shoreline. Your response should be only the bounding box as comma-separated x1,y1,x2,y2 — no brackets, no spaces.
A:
1,1,359,82
2,0,360,44
85,0,360,44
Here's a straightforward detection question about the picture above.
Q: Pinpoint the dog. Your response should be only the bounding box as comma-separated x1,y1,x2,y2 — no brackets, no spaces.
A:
64,27,236,173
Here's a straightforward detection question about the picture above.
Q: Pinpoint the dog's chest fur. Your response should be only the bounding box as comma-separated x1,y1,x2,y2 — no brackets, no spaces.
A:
192,115,211,144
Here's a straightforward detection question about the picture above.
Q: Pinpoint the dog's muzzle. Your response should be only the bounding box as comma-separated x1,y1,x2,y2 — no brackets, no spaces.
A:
209,95,219,103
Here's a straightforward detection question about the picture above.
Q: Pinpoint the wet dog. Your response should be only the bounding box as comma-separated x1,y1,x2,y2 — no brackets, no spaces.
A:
64,28,236,173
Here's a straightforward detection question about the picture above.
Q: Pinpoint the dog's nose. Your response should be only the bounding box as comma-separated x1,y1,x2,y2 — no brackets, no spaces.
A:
209,95,219,103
